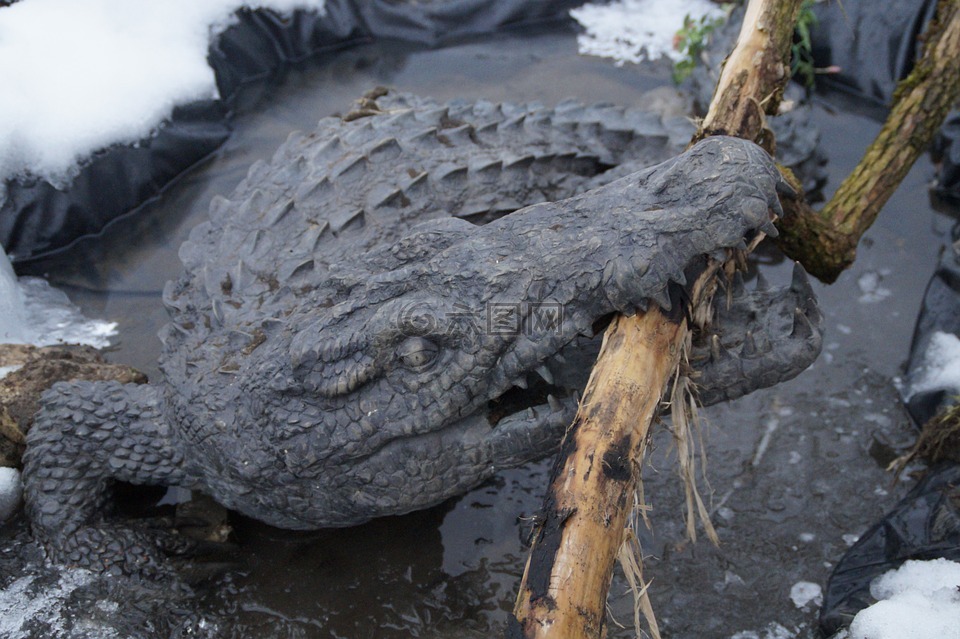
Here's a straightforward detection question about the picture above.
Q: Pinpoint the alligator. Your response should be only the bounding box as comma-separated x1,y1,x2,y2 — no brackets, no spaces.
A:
21,91,823,575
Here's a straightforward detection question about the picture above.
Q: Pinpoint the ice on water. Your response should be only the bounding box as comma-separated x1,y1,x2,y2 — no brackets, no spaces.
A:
0,244,27,344
0,245,117,357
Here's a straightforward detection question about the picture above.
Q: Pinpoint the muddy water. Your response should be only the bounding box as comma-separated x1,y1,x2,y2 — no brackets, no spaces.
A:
10,21,954,639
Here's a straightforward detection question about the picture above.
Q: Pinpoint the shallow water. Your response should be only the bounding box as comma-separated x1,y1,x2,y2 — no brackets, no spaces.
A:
7,20,955,639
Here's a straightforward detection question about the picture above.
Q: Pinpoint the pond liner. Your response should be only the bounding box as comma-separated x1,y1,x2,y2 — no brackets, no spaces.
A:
819,463,960,637
809,0,939,107
0,0,584,262
903,220,960,428
933,110,960,204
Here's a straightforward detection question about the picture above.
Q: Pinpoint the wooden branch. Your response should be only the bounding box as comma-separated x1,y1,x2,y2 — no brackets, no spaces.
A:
777,0,960,283
509,2,803,637
508,308,684,638
694,0,801,150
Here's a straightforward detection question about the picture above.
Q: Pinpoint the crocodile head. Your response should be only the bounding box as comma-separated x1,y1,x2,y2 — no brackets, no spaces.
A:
253,137,822,526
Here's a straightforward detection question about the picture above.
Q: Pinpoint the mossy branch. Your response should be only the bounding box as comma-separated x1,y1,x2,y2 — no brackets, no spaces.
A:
778,0,960,283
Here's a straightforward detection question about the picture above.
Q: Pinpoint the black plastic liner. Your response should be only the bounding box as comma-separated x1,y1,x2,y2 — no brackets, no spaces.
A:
903,222,960,427
819,463,960,636
810,0,938,106
0,0,583,261
933,111,960,203
808,0,960,200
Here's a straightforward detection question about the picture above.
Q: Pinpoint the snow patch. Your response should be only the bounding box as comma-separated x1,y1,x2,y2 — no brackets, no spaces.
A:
842,533,860,547
0,467,22,523
857,270,892,303
0,0,326,191
789,580,822,609
907,330,960,400
570,0,724,66
848,559,960,639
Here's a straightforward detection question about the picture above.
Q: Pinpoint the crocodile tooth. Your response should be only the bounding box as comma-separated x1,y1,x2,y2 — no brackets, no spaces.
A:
790,262,813,295
730,272,747,298
526,407,538,420
791,307,815,339
636,298,649,313
536,365,555,385
754,271,770,292
575,317,594,338
650,287,672,312
741,331,761,359
709,334,727,362
573,390,581,404
756,332,772,353
760,220,779,238
552,352,566,364
776,177,798,199
513,377,528,389
547,394,562,413
671,269,687,287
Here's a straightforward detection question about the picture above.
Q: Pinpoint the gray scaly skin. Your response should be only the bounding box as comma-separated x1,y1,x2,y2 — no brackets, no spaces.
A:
22,92,823,574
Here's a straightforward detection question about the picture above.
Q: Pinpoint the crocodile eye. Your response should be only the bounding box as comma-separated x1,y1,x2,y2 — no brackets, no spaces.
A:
397,337,439,371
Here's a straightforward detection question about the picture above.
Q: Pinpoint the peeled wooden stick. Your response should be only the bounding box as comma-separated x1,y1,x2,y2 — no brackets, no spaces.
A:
509,1,804,637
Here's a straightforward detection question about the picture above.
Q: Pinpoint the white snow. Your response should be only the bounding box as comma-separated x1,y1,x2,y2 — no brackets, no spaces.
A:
789,580,822,609
848,559,960,639
907,331,960,399
856,270,892,303
0,467,22,523
570,0,725,66
842,533,860,547
0,0,326,191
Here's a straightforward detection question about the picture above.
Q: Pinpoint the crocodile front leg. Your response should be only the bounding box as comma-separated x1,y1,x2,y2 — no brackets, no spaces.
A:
22,381,193,576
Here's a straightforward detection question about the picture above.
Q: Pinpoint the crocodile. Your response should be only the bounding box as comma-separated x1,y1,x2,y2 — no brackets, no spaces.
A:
22,92,823,575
